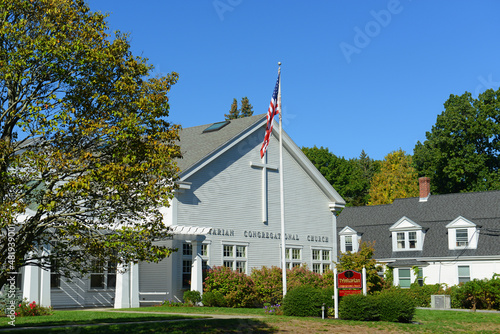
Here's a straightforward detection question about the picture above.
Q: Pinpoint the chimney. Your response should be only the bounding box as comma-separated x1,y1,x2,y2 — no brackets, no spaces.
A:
419,177,430,202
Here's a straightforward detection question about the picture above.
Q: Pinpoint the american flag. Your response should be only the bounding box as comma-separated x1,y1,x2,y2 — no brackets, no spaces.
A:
260,72,281,158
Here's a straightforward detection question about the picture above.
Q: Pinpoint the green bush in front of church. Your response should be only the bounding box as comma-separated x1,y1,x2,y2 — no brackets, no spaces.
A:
338,293,378,321
281,285,329,317
204,265,336,308
376,290,416,322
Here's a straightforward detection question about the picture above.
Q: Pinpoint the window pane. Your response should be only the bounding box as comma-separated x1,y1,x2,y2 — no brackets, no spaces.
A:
183,243,192,256
397,233,405,249
223,260,233,269
201,244,208,256
236,261,245,274
292,249,301,260
458,266,470,277
456,229,468,246
312,263,321,273
345,236,353,252
399,269,411,288
236,246,246,258
51,273,61,289
409,232,417,249
107,273,116,289
285,248,290,260
322,250,330,261
223,245,233,257
322,263,330,272
90,274,104,289
312,249,320,260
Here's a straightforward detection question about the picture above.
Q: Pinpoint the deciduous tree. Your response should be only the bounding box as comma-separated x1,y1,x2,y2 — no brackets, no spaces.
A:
413,89,500,194
302,146,378,206
368,149,418,205
0,0,181,288
336,242,383,293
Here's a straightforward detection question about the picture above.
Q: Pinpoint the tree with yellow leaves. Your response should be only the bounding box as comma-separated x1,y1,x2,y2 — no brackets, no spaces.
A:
368,149,419,205
0,0,181,288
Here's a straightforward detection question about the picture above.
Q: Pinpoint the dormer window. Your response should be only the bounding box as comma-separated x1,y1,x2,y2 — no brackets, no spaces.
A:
446,217,478,250
345,235,353,252
396,231,418,250
390,217,424,252
456,229,468,247
339,226,360,253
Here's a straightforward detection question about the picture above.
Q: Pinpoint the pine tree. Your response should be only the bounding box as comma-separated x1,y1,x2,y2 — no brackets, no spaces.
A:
240,96,254,117
224,98,240,120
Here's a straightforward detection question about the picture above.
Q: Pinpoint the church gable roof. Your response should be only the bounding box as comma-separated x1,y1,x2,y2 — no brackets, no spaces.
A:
177,114,345,206
177,114,266,174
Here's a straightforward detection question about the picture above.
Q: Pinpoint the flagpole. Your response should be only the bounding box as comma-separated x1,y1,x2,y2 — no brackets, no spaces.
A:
277,62,286,297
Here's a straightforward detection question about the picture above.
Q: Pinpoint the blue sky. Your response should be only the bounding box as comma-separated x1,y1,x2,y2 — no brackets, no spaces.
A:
86,0,500,160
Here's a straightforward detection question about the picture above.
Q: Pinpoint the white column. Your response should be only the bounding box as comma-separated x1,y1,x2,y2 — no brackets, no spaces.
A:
39,252,51,307
114,263,130,309
190,240,203,293
330,206,340,262
334,266,339,319
130,263,139,308
22,253,40,304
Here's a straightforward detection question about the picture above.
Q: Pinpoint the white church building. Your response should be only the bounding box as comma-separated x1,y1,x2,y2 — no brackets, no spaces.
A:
21,114,346,308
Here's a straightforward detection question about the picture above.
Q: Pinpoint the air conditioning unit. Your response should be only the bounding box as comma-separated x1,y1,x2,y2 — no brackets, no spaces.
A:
431,295,451,309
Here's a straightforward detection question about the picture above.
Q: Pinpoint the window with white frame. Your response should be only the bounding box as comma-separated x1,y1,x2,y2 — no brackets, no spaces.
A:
458,265,470,283
285,247,302,269
390,217,424,251
182,242,193,289
398,268,411,288
223,244,247,273
345,236,353,252
201,243,210,281
446,217,478,250
396,231,418,250
312,248,332,274
339,227,359,253
456,229,468,247
90,261,116,290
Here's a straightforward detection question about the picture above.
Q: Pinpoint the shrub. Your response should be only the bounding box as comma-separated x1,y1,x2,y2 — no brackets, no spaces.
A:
0,289,22,317
338,294,378,321
287,265,325,291
382,284,445,308
322,286,336,309
282,285,327,317
203,266,255,307
251,266,283,306
202,290,226,307
377,290,416,323
15,300,53,317
183,290,202,306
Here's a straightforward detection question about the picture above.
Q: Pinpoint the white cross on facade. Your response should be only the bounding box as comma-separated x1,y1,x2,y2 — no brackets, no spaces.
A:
251,154,278,224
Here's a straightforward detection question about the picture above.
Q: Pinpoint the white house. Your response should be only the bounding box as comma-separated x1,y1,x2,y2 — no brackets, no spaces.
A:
20,113,345,308
337,177,500,288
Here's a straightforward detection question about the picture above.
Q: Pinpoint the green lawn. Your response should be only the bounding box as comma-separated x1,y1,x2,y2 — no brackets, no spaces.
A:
0,307,499,333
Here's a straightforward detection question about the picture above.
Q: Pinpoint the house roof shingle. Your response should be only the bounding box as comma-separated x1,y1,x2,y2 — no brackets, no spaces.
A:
337,191,500,260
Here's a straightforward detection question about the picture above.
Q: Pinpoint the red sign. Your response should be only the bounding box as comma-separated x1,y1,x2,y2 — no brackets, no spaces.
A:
339,289,362,297
338,270,362,289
